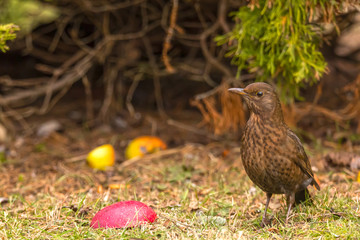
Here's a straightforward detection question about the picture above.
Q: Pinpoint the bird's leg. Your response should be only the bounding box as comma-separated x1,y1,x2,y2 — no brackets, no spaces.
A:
260,193,272,227
285,193,295,224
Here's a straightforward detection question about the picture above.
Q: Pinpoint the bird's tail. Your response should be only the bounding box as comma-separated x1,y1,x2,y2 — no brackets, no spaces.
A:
295,188,313,205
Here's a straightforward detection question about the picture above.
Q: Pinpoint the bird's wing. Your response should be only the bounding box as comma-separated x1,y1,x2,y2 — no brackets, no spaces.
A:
285,128,320,190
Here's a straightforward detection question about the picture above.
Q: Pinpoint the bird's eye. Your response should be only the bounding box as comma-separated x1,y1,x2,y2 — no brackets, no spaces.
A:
256,91,263,97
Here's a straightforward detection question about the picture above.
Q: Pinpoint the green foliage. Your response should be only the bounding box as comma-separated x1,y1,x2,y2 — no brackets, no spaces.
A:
217,0,333,101
0,24,19,52
0,0,59,34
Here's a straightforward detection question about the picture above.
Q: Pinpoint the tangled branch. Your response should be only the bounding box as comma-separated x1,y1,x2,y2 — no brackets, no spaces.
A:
0,0,359,137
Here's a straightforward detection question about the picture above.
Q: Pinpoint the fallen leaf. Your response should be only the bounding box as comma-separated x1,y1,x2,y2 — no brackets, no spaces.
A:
163,219,171,228
267,227,279,233
108,183,129,190
97,185,104,194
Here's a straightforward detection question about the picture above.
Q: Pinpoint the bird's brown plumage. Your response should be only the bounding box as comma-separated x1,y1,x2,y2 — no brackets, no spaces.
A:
229,82,320,226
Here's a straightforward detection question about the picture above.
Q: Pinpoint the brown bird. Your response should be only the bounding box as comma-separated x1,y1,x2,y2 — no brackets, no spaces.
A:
228,82,320,226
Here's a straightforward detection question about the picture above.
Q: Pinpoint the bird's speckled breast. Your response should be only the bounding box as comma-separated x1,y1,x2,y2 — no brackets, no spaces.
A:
240,115,307,194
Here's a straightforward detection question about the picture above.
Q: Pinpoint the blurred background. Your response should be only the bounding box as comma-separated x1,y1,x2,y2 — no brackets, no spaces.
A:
0,0,359,161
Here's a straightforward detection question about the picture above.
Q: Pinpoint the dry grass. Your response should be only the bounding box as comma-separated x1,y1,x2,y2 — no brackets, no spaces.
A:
0,126,360,239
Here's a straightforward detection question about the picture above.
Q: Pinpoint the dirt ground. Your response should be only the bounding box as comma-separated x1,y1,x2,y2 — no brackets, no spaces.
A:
1,87,359,201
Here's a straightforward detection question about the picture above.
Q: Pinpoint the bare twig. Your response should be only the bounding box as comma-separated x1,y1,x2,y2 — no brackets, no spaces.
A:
2,107,32,135
162,0,179,73
107,20,160,41
0,43,101,106
143,36,167,118
43,82,73,114
126,73,143,117
0,16,160,107
218,0,231,33
98,62,118,122
81,76,94,123
49,15,72,52
167,119,220,140
194,74,254,100
81,0,145,13
119,145,194,168
0,76,48,87
200,0,233,78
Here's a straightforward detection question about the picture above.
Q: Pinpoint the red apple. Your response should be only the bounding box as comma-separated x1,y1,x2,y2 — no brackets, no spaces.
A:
90,201,157,229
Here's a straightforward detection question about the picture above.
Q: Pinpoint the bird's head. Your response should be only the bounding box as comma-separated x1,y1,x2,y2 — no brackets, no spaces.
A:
228,82,283,121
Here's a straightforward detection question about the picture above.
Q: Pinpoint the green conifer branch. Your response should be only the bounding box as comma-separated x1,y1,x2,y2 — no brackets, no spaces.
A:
216,0,351,101
0,24,20,53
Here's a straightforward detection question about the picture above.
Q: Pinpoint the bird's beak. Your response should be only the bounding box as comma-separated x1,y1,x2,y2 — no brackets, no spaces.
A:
228,88,247,95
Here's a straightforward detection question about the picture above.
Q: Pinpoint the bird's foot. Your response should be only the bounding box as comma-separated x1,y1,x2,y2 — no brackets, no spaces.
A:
260,217,271,228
